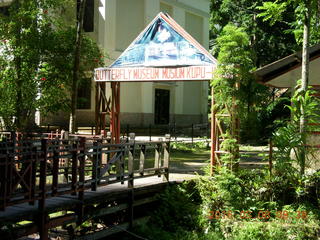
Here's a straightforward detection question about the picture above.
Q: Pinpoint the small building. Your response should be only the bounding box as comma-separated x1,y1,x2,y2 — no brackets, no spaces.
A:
254,44,320,89
254,44,320,169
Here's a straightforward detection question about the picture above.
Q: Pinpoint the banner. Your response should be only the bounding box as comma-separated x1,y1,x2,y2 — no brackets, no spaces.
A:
95,66,214,82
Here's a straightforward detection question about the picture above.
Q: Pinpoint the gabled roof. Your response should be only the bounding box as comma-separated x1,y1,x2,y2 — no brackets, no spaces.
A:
94,12,216,82
254,44,320,88
110,12,216,68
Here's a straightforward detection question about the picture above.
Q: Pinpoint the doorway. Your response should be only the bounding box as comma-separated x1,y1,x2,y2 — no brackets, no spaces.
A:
154,89,170,124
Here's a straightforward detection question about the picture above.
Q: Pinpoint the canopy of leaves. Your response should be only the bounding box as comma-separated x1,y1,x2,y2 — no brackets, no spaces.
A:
256,0,320,45
210,0,298,67
0,0,103,130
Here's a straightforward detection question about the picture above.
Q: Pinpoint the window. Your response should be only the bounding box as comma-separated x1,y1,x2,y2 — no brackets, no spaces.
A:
83,0,94,32
77,79,91,109
77,0,94,32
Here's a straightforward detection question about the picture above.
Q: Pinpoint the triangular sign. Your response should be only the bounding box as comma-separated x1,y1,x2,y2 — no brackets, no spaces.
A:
95,12,217,82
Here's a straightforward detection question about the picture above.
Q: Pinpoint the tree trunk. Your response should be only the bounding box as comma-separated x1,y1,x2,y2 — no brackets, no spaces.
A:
69,0,87,133
299,0,311,175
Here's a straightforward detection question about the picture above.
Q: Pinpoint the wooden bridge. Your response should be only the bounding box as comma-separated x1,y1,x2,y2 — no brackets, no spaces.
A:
0,132,175,240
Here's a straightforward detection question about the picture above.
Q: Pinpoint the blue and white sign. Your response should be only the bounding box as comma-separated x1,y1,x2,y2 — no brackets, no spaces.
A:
111,17,214,68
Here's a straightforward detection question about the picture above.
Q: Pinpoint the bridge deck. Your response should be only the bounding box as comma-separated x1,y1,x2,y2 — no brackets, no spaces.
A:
0,173,195,224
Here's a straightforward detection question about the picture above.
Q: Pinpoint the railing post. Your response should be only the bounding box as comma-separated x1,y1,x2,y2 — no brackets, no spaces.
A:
71,140,78,195
30,145,37,205
7,139,14,209
120,144,125,184
163,134,170,181
0,142,9,210
78,137,86,198
127,133,135,228
52,141,59,196
139,144,146,176
92,140,100,191
77,137,86,222
154,139,162,177
39,139,48,209
39,139,48,240
128,133,135,189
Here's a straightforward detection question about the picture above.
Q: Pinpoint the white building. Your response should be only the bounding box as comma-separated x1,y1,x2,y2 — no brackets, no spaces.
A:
1,0,212,128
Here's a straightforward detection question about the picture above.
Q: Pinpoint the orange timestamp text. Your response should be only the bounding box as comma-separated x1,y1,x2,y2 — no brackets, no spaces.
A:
208,210,308,220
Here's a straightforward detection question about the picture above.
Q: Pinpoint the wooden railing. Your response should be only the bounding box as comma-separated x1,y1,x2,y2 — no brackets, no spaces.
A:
0,134,170,211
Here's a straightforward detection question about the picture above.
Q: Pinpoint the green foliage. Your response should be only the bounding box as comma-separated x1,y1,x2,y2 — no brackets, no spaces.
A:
212,24,253,115
128,167,320,240
0,0,103,130
210,0,297,143
272,87,320,175
150,181,201,232
212,24,269,142
256,0,320,46
171,141,210,153
210,0,298,66
256,1,287,26
219,132,240,166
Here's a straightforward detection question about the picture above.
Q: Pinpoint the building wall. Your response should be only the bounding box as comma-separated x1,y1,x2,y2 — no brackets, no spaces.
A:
46,0,211,127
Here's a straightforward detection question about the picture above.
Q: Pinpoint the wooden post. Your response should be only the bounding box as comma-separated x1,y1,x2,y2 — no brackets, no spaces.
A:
29,146,37,205
39,139,48,240
92,141,99,191
52,141,59,196
120,144,125,184
77,137,86,223
139,144,146,176
110,82,121,144
163,134,170,181
154,141,162,177
0,142,9,210
71,140,78,195
95,82,100,135
128,133,135,189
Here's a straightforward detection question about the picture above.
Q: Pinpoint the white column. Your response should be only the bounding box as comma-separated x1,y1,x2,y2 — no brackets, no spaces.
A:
105,0,117,58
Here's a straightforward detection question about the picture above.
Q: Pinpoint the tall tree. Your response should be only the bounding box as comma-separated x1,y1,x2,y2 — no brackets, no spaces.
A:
257,0,320,174
212,24,254,165
0,0,102,131
0,0,68,130
69,0,86,133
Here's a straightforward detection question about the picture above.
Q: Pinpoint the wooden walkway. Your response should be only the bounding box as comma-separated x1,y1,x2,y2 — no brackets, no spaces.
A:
0,132,178,240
